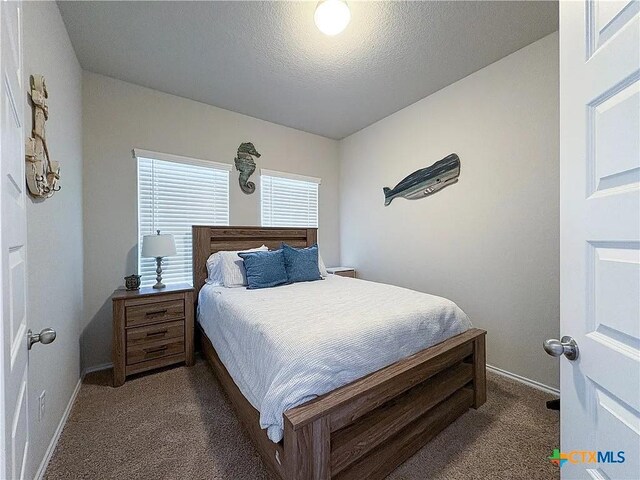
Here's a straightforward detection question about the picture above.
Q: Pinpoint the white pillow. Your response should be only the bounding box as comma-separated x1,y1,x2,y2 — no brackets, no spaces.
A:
206,245,268,286
318,253,328,278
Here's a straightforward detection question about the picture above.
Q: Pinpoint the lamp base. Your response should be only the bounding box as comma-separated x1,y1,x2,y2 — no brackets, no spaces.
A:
153,257,166,289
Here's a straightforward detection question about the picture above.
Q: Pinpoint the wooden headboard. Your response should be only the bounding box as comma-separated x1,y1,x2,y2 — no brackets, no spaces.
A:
191,226,317,299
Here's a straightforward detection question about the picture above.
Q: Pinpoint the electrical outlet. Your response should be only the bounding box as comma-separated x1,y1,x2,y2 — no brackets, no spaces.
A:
38,391,46,421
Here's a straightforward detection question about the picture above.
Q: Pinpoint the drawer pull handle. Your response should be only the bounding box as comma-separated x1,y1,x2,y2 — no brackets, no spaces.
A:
145,309,168,317
146,329,168,338
145,346,168,356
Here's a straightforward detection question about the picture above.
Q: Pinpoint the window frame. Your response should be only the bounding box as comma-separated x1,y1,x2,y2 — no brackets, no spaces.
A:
134,148,231,287
260,168,321,228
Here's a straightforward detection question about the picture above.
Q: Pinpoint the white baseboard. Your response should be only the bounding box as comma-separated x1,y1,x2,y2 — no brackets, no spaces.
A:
33,378,82,480
487,364,560,396
81,362,113,377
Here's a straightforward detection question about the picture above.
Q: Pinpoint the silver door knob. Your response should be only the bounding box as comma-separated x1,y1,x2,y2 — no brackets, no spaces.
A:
543,336,578,361
27,328,56,350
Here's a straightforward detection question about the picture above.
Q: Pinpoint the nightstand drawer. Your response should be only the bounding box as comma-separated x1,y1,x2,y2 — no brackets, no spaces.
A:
126,336,185,365
126,299,184,327
126,320,184,347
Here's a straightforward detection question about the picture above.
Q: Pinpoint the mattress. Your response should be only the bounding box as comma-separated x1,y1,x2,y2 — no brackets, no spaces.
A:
197,275,472,442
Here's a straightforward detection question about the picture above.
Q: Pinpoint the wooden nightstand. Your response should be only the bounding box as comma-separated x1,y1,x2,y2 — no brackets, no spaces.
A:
326,267,356,278
112,283,194,387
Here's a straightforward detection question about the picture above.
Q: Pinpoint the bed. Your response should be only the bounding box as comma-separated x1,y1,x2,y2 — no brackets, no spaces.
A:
192,226,486,480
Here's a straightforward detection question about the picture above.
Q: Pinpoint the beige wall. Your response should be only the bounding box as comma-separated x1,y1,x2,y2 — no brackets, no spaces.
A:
339,33,560,389
22,2,83,477
82,73,340,369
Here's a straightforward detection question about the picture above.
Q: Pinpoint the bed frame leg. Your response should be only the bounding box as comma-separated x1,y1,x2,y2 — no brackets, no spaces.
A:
285,417,330,480
472,333,487,408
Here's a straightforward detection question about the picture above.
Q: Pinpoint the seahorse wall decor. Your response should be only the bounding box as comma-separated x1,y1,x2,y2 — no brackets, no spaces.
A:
383,153,460,206
234,142,261,194
25,74,60,199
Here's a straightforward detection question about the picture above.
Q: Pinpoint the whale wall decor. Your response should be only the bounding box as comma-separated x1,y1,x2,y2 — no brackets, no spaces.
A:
383,153,460,206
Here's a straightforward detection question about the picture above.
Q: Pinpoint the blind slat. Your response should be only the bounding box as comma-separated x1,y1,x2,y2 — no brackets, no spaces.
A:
261,173,319,229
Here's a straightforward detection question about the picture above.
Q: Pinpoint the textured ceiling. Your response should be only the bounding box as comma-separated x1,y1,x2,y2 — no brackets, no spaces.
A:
58,1,558,139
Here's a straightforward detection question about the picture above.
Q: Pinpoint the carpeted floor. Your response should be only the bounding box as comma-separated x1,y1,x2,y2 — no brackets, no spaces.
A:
44,359,559,480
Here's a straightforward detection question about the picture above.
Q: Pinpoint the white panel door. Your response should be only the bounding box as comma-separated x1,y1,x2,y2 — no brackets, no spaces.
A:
560,1,639,479
0,0,29,478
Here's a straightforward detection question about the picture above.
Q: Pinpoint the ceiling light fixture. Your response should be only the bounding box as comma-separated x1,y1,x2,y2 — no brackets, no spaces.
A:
314,0,351,36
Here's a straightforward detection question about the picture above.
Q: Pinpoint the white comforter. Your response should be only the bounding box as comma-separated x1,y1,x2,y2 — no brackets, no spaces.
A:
198,275,471,442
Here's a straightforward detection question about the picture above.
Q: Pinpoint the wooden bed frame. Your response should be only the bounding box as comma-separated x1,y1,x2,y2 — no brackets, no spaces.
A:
192,226,486,480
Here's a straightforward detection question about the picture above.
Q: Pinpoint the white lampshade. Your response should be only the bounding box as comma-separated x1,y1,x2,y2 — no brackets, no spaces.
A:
142,232,176,258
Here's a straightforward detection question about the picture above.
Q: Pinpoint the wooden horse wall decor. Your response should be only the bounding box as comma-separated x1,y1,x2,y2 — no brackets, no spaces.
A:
25,74,60,199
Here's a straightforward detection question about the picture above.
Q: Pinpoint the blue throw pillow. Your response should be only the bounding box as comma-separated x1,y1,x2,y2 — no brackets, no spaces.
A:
238,250,289,289
281,243,322,283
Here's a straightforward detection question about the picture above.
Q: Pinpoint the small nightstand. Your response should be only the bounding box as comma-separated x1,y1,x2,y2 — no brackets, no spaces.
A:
112,283,194,387
326,267,356,278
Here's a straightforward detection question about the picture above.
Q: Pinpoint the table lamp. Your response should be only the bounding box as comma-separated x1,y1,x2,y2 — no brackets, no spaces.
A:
142,230,177,289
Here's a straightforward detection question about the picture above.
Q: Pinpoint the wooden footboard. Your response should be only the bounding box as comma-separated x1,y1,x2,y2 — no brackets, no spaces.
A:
198,326,486,480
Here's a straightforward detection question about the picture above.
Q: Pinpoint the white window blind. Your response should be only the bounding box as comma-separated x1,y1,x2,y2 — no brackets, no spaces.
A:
137,151,229,287
261,169,320,228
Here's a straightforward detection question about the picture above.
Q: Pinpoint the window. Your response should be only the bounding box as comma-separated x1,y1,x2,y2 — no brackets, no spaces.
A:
136,149,230,286
261,169,320,228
